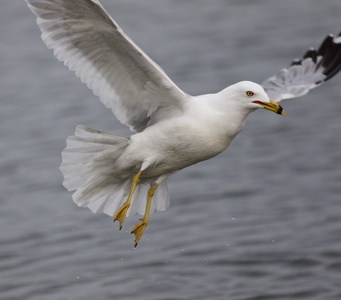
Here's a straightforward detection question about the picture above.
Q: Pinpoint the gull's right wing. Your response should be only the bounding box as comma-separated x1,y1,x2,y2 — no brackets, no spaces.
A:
262,32,341,102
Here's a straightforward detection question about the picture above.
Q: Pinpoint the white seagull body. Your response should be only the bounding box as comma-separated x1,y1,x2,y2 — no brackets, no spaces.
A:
26,0,341,246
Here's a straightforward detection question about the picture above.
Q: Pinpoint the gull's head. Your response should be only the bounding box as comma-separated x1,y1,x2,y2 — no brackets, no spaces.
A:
224,81,285,116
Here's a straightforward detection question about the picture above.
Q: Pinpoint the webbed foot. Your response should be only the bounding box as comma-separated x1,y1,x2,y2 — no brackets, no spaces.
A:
113,204,129,230
131,218,148,247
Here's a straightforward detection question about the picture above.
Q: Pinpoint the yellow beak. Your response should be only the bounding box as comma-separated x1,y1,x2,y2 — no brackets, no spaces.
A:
253,99,285,116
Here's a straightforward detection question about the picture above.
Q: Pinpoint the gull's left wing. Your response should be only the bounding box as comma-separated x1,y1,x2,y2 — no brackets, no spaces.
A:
26,0,189,132
262,32,341,102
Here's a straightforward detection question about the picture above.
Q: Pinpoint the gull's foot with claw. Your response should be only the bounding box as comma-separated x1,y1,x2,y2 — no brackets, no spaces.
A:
113,204,129,230
131,218,148,247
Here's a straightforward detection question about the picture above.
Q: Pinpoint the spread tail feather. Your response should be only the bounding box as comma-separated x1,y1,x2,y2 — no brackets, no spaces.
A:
60,125,170,217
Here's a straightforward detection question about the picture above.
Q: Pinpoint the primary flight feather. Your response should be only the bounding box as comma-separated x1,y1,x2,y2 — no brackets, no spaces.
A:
26,0,341,246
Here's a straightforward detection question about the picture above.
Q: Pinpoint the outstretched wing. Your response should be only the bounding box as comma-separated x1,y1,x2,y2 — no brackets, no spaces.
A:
262,32,341,102
26,0,189,132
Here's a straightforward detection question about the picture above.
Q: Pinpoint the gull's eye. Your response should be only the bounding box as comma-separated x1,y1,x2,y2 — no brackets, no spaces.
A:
246,91,254,97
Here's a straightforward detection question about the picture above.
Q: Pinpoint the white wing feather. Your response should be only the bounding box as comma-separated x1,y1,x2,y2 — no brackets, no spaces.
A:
26,0,189,132
262,33,341,102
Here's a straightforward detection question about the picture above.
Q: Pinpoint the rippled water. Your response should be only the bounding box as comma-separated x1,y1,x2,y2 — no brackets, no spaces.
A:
1,1,341,299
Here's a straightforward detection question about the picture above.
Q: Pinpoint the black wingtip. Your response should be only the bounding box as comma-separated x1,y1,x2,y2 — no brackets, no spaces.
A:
290,58,302,66
290,32,341,83
316,33,341,81
303,48,318,63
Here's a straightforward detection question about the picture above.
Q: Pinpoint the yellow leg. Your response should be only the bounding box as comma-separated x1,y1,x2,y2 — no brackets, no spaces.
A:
131,183,158,247
114,170,142,230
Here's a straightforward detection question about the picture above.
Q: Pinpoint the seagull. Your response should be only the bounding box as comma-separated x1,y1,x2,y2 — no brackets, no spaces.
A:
26,0,341,246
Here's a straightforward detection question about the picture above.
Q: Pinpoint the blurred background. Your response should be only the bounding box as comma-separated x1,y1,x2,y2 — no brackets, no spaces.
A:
1,1,341,299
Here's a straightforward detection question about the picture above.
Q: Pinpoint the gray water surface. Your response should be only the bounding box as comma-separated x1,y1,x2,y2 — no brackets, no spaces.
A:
1,1,341,299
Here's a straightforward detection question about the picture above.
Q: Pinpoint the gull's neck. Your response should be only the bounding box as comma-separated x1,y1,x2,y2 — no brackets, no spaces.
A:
189,92,253,148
